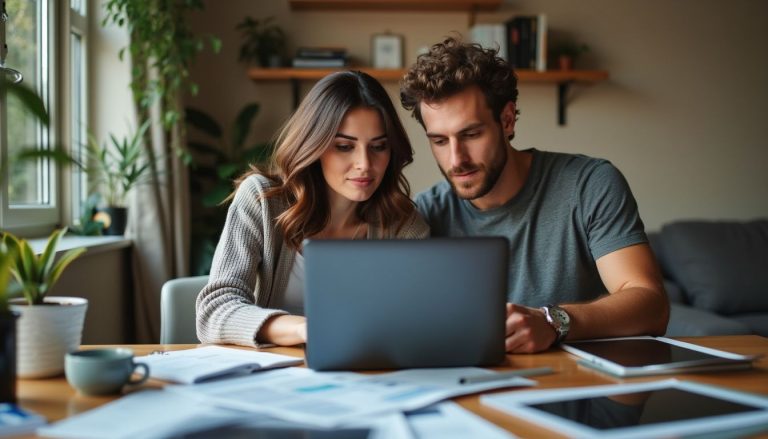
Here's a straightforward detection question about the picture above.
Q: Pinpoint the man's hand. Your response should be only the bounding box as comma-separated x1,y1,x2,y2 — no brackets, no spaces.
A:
505,303,558,353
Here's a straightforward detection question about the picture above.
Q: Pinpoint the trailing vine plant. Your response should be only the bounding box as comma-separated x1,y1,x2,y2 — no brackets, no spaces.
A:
102,0,221,166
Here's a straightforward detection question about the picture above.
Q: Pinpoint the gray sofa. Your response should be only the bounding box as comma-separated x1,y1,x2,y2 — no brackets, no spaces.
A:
648,219,768,337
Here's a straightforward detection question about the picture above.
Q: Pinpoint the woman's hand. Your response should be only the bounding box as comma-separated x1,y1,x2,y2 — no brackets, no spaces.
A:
257,315,307,346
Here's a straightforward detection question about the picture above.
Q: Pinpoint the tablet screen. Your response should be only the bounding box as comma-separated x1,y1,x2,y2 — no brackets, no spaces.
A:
567,338,727,367
528,388,763,431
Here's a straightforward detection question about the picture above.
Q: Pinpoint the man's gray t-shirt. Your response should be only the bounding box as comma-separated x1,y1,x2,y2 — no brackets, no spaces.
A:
414,149,647,306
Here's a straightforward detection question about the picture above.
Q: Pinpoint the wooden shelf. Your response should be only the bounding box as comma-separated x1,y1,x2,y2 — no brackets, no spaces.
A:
288,0,501,12
248,67,609,125
248,68,608,83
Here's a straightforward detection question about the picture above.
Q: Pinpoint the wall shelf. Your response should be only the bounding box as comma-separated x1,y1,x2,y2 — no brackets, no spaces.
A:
288,0,501,12
247,67,609,125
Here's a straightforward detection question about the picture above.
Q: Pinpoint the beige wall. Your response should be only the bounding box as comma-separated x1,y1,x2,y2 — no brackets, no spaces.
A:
186,0,768,231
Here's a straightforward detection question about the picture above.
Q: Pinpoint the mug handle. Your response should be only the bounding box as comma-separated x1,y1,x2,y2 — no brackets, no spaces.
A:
128,362,150,385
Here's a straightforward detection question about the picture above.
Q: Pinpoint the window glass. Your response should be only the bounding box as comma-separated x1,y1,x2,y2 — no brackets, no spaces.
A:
7,0,49,206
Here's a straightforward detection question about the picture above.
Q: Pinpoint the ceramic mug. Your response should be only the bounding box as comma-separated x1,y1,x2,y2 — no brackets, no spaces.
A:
65,348,149,396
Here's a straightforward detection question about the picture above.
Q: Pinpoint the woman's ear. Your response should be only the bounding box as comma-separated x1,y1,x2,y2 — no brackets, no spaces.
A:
500,101,516,135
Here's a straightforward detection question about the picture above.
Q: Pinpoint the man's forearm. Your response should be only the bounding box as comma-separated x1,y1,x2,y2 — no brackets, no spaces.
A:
561,287,669,341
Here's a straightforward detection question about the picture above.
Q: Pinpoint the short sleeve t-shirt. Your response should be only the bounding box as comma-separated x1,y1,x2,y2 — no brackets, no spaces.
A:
414,149,647,306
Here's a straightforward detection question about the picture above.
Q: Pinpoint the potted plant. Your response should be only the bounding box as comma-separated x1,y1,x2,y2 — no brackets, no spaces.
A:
0,243,19,402
236,16,286,68
2,228,87,378
185,103,274,274
86,121,152,235
550,42,590,71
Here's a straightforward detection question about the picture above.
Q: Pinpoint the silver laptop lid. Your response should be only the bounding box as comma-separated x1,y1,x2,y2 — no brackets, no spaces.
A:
303,237,508,371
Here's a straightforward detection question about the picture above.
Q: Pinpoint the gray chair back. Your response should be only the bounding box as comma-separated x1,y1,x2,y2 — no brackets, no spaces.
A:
160,275,209,344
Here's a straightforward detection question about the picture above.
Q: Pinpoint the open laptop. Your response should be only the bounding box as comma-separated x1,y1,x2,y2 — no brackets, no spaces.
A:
303,237,508,371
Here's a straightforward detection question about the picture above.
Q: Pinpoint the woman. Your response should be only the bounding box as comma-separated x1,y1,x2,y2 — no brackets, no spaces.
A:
196,71,429,347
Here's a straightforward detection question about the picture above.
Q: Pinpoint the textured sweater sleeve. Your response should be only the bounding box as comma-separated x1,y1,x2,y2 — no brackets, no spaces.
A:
396,210,430,239
195,176,288,347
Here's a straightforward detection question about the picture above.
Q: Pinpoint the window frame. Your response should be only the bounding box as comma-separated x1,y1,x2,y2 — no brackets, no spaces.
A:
0,0,88,237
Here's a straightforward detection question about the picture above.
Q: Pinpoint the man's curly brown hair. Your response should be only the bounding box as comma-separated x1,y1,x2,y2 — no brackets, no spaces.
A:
400,36,518,126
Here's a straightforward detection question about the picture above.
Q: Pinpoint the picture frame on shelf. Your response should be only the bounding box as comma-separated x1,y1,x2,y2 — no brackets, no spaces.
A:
371,33,403,69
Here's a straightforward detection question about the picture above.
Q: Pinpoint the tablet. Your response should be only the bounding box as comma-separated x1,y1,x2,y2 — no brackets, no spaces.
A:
561,336,757,377
481,379,768,439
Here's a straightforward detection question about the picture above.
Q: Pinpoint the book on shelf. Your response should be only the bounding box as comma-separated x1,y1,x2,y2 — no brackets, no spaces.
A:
292,46,348,68
296,46,348,58
505,14,547,71
135,346,303,384
470,23,508,62
292,57,348,68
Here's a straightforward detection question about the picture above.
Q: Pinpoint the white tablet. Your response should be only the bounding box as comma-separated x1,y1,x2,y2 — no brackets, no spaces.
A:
481,379,768,439
561,336,757,377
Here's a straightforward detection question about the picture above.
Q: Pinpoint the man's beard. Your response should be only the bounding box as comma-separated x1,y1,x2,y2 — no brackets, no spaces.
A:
440,143,507,201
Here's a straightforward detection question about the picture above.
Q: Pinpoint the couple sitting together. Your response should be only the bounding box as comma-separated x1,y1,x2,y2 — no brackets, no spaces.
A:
195,37,669,354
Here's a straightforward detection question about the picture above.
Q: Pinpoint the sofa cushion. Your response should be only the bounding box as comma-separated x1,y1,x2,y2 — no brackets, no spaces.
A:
665,303,751,337
730,313,768,337
660,220,768,315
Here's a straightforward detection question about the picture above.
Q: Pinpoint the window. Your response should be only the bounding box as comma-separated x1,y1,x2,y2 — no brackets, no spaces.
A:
68,0,88,224
0,1,87,235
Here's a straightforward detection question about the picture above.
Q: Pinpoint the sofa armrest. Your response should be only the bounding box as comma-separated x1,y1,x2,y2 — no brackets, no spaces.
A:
665,303,752,337
663,279,686,304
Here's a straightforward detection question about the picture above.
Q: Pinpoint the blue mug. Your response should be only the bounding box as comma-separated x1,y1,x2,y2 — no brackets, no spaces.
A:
65,348,149,396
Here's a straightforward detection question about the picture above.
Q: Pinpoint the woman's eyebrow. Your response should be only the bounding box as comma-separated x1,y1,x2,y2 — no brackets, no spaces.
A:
335,133,387,141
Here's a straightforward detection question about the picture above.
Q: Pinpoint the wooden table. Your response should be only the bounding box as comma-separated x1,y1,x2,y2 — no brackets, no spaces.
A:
17,335,768,438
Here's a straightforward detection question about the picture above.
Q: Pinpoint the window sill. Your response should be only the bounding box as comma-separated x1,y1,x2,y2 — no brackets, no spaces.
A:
27,235,132,255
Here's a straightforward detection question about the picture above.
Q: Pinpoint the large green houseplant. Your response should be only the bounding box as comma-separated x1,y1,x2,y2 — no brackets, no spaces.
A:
1,229,88,378
186,103,273,274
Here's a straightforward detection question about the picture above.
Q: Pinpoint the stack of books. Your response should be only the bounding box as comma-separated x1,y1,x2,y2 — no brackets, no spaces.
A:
505,14,547,71
469,14,547,72
292,47,348,68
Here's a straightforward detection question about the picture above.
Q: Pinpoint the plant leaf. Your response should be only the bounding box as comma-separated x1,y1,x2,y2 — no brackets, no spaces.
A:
202,184,232,207
232,103,260,149
39,228,67,282
16,148,84,169
185,107,222,138
188,141,225,160
3,82,50,125
217,163,239,179
48,247,87,291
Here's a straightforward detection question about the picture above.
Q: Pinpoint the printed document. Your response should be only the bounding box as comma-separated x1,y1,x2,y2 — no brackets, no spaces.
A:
135,346,303,384
169,366,534,427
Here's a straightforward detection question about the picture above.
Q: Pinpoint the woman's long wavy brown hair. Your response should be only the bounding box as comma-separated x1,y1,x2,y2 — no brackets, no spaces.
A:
233,71,416,249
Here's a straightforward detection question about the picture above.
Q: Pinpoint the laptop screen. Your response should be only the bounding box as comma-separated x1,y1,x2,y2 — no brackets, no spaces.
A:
303,237,509,371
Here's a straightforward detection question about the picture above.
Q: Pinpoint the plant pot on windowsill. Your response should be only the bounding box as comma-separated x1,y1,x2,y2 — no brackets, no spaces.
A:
2,229,88,378
93,206,128,236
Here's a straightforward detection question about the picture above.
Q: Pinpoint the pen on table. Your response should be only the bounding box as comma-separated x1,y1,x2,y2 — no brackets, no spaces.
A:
458,366,555,385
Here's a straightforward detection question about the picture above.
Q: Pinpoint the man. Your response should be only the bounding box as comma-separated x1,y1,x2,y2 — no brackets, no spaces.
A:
400,37,669,353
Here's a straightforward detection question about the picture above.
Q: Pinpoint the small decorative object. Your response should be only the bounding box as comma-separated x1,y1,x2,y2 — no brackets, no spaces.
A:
2,228,88,378
371,33,403,69
237,16,287,68
550,42,589,71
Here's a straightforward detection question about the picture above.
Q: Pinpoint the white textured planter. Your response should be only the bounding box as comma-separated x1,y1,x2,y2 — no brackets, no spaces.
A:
10,297,88,378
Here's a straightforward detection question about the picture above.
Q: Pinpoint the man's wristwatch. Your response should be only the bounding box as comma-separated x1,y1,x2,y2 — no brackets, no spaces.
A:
541,304,571,343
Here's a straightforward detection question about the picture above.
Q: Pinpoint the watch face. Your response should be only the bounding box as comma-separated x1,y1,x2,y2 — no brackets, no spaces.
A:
553,307,570,325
